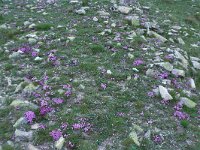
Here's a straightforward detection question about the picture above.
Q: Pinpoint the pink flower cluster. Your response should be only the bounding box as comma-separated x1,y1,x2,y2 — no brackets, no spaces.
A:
49,129,62,141
24,111,36,123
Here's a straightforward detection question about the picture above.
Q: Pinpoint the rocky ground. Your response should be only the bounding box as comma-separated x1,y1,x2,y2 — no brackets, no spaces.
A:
0,0,199,149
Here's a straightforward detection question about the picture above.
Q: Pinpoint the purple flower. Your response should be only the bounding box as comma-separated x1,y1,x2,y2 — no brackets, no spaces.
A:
48,54,57,62
161,99,169,105
65,90,72,97
164,55,174,60
40,106,53,116
158,72,168,79
101,83,107,90
174,111,189,120
153,135,162,143
61,122,68,130
24,111,36,123
52,98,64,104
18,45,32,54
39,124,46,129
50,129,62,141
133,59,144,66
32,51,38,57
72,123,82,130
147,91,155,97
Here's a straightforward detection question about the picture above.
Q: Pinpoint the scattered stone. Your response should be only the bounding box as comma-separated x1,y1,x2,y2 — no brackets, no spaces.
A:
15,129,33,141
180,97,197,108
13,117,26,128
107,70,112,74
0,24,8,29
68,36,76,41
146,69,157,77
76,9,86,15
177,37,185,45
34,56,43,61
69,0,79,4
9,52,21,59
159,86,173,100
149,31,167,43
190,56,200,62
118,6,132,14
14,82,27,93
10,100,38,109
28,38,37,44
93,17,98,22
144,130,151,139
129,131,140,146
97,11,110,16
23,83,38,93
28,23,36,29
188,78,196,89
31,123,40,130
125,15,140,26
191,61,200,69
157,62,173,71
24,21,31,26
55,136,65,150
27,144,39,150
174,50,188,69
172,69,185,77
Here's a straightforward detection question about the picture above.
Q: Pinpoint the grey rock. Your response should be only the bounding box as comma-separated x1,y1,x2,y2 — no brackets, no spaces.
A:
180,97,197,108
10,100,38,109
28,38,37,44
125,15,140,26
188,78,196,89
192,61,200,69
159,86,173,100
118,6,132,14
27,144,39,150
149,31,167,43
13,117,26,128
174,50,188,69
157,62,173,71
15,129,33,140
172,69,185,77
55,136,65,150
9,52,21,59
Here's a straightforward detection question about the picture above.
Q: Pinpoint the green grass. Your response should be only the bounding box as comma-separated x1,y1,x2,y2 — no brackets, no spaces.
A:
180,120,189,128
35,23,52,31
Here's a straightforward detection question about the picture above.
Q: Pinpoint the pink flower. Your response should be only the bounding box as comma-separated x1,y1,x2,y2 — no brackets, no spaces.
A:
174,111,189,120
133,59,144,66
153,135,162,143
24,111,36,123
61,122,68,130
72,123,82,130
40,106,53,116
147,91,154,97
50,129,62,141
52,98,64,104
101,83,107,90
32,51,38,57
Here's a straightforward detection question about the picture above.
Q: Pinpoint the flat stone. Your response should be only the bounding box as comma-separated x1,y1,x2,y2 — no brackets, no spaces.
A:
188,78,196,89
28,38,37,44
180,97,197,108
118,6,132,14
172,69,185,77
27,144,39,150
9,52,21,59
192,61,200,69
55,136,65,150
10,100,38,109
31,123,40,130
159,85,173,100
146,69,157,77
13,117,26,128
157,62,173,71
15,129,33,141
125,15,140,26
34,56,43,61
75,9,86,15
149,31,167,43
97,11,110,16
177,37,185,45
174,50,188,69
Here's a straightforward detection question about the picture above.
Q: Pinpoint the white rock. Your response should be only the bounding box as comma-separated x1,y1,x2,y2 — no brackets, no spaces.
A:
180,97,197,108
159,86,173,100
69,0,79,4
15,129,33,140
157,62,173,71
118,6,132,14
75,9,86,15
174,50,188,69
146,69,157,77
97,11,110,16
188,78,196,89
24,21,31,26
125,15,140,26
28,23,36,29
28,38,37,44
107,70,112,74
177,37,185,45
13,117,26,128
190,56,200,62
68,36,76,41
9,52,21,59
192,61,200,69
31,123,40,130
55,136,65,150
93,17,98,22
27,144,39,150
10,100,38,109
34,56,43,61
149,31,167,43
172,69,185,77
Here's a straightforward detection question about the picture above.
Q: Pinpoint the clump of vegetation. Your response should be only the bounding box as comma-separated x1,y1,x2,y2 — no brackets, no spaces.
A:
90,44,105,54
35,23,52,31
82,0,89,6
0,14,4,23
180,120,189,128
